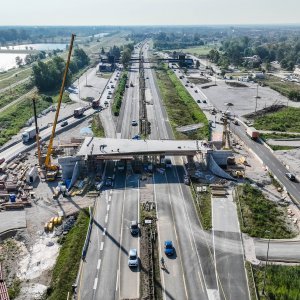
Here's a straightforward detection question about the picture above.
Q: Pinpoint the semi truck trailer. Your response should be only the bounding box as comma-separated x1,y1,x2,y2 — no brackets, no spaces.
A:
246,127,259,140
22,127,36,143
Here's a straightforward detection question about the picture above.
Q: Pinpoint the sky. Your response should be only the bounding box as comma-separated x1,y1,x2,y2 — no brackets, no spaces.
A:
0,0,299,26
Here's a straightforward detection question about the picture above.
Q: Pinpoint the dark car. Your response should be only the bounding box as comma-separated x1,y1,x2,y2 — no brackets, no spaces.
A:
60,120,68,127
164,240,174,256
286,173,296,181
197,99,201,103
202,99,207,104
105,177,114,187
130,220,139,235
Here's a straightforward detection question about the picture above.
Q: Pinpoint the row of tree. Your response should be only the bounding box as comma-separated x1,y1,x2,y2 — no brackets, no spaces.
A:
208,36,300,71
32,48,89,92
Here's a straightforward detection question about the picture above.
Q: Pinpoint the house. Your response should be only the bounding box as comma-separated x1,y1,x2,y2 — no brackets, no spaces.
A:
252,72,265,79
294,65,300,78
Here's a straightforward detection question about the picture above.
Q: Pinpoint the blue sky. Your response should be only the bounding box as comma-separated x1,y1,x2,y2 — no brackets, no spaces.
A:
0,0,299,25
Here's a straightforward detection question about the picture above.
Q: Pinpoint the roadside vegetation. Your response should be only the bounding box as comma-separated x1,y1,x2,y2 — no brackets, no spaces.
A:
254,107,300,132
46,209,90,300
91,114,105,137
112,72,128,116
0,68,32,89
155,63,209,140
235,184,294,239
252,264,300,299
257,75,300,101
0,81,35,109
171,45,215,56
0,94,53,146
191,185,211,230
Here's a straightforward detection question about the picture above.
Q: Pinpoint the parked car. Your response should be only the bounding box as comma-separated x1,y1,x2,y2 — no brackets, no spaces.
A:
126,84,129,88
60,120,68,127
164,240,174,256
128,249,139,267
197,99,201,103
130,220,139,235
286,173,296,181
202,99,207,104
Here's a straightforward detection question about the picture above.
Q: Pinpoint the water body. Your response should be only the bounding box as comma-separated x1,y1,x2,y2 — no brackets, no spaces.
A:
0,43,66,71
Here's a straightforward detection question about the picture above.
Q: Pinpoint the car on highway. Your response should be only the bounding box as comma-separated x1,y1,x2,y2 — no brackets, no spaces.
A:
184,175,191,185
164,240,174,256
286,173,296,181
130,220,139,235
190,85,194,88
108,91,112,95
197,99,201,103
0,158,5,165
164,158,172,168
107,86,110,89
128,249,139,267
107,95,111,99
104,100,109,106
186,80,190,83
202,99,207,104
111,85,115,88
60,120,68,127
126,84,129,88
132,134,141,140
185,84,189,87
131,120,138,126
105,177,113,187
195,90,198,93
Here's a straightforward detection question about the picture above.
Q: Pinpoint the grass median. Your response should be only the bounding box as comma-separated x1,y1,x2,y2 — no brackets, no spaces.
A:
235,184,295,239
155,63,209,140
47,209,90,300
112,72,127,116
91,114,105,137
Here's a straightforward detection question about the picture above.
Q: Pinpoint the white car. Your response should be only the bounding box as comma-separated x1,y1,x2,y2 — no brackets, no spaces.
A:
128,249,139,267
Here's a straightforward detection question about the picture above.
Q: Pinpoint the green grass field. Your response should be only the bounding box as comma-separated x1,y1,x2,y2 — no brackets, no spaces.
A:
236,184,294,239
254,107,300,132
172,45,217,56
253,264,300,299
91,114,105,137
155,64,209,140
47,209,90,300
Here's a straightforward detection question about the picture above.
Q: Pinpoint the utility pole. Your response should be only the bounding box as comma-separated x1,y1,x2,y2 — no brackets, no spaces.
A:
85,71,88,87
77,77,81,99
32,98,41,166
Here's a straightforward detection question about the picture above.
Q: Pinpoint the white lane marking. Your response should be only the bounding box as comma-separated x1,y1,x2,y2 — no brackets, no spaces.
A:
115,269,119,291
103,228,106,235
108,195,112,202
93,277,98,290
105,214,108,224
110,190,112,196
97,259,101,270
107,204,110,211
100,242,104,251
137,175,140,297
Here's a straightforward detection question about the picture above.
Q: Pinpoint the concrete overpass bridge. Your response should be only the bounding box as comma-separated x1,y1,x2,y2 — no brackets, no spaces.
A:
59,137,234,184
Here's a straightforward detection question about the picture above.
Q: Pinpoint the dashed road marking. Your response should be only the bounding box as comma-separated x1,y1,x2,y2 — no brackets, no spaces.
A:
97,259,101,270
100,242,104,251
105,214,108,223
103,228,106,235
93,277,98,290
107,204,110,211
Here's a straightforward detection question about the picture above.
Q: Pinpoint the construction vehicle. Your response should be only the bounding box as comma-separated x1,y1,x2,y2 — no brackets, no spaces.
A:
44,34,76,181
22,127,36,143
246,127,259,140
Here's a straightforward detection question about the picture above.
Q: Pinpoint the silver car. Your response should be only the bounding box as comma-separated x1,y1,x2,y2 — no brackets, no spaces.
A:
128,249,138,267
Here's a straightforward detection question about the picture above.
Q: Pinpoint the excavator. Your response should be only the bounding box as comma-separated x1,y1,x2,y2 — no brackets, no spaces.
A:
43,34,76,181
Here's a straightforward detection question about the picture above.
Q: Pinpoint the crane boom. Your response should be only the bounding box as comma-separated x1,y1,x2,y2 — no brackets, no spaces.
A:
44,34,76,170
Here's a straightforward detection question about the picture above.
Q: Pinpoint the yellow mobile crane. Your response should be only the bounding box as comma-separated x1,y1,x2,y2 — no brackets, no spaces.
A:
45,34,76,181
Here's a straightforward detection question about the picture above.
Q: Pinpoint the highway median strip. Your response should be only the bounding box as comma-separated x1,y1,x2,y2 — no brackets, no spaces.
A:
154,63,209,140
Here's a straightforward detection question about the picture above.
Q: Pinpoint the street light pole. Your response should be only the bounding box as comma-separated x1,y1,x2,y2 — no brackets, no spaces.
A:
77,77,80,99
255,84,258,112
85,71,88,86
262,232,271,295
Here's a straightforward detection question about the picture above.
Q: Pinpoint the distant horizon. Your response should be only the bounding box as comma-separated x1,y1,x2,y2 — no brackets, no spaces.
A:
1,23,300,28
1,0,299,26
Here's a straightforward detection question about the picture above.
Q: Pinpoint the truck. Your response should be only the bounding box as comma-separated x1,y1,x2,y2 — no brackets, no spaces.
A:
92,99,100,109
74,107,84,118
246,127,259,140
22,127,36,143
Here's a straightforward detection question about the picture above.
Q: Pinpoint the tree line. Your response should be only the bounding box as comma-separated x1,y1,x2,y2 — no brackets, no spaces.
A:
32,48,89,92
